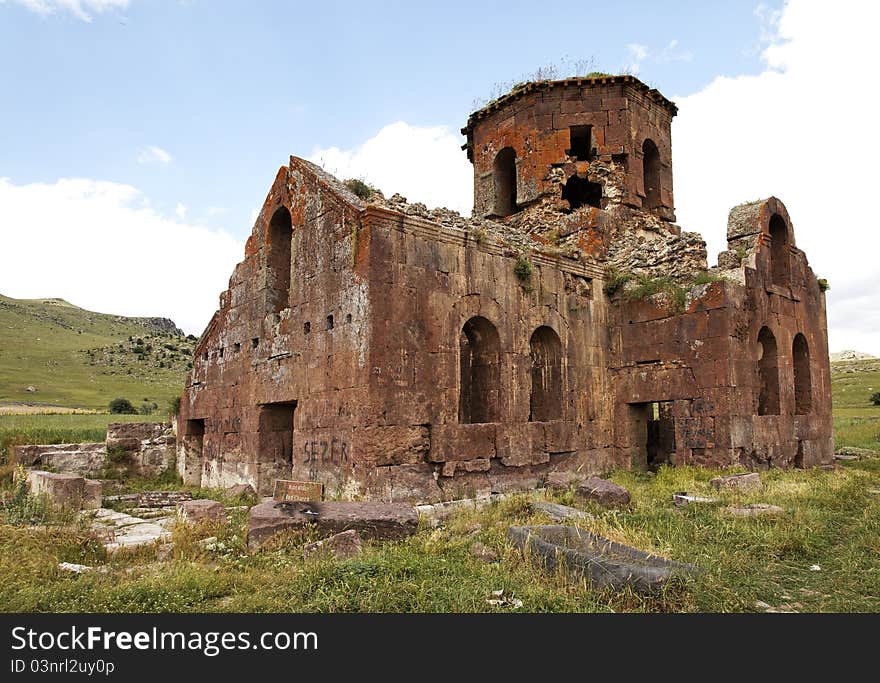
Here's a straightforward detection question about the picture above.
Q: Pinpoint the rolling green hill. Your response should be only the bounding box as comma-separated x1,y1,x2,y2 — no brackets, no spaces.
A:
0,293,196,410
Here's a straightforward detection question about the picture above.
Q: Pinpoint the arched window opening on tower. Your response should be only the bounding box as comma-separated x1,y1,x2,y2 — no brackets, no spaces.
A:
793,333,812,414
562,174,602,210
769,214,790,286
757,326,780,416
642,139,661,210
529,326,562,422
459,317,502,424
268,206,293,312
493,147,517,216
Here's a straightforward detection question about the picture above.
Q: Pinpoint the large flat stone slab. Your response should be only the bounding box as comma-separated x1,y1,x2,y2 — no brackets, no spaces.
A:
248,501,419,549
89,507,171,551
508,525,697,593
711,472,761,492
177,499,225,523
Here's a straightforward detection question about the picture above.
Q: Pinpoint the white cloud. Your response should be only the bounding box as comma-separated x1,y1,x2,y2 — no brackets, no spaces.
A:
137,145,173,165
174,202,187,220
2,0,128,21
0,177,243,335
308,121,473,216
673,0,880,355
626,40,692,73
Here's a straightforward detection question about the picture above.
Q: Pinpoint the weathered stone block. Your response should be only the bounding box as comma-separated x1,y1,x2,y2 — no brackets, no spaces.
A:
177,499,225,523
710,472,762,492
428,423,496,462
575,477,631,508
303,529,363,560
247,501,419,549
26,471,88,509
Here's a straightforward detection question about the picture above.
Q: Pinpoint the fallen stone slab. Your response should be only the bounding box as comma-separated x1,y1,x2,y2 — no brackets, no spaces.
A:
508,525,697,593
711,472,762,492
26,471,100,509
226,483,257,501
58,562,92,574
303,529,363,560
545,471,585,491
470,541,500,564
724,503,785,518
673,492,720,507
414,493,507,524
138,490,193,508
248,501,419,549
177,499,225,524
833,454,859,461
530,501,594,523
88,507,171,551
575,477,631,508
836,446,879,458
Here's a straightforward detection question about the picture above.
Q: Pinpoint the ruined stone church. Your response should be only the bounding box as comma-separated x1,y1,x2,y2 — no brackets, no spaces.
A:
176,75,833,500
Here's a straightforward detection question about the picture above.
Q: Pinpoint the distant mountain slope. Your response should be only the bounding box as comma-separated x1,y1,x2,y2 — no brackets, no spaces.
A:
0,294,196,410
830,350,877,362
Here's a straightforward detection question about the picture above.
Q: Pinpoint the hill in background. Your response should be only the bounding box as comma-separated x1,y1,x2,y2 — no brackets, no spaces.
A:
0,294,196,410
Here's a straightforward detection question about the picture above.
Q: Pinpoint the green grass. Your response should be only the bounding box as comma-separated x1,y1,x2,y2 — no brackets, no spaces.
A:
0,462,877,612
0,293,194,409
831,359,880,451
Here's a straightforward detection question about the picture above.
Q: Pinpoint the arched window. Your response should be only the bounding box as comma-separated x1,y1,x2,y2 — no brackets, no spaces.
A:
642,139,661,210
769,214,790,286
459,316,502,423
757,326,780,415
562,174,602,210
493,147,517,217
268,206,292,312
793,333,812,414
529,326,562,422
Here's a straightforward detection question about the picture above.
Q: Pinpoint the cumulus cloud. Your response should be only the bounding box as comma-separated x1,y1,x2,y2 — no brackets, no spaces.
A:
137,145,173,165
308,122,473,216
1,0,128,21
673,0,880,354
0,177,243,335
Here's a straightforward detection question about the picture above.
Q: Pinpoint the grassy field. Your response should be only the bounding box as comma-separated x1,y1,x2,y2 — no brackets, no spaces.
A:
0,461,877,613
0,413,166,457
831,358,880,451
0,293,195,410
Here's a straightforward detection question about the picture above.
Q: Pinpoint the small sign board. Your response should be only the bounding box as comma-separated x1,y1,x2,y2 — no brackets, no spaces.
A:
273,479,324,503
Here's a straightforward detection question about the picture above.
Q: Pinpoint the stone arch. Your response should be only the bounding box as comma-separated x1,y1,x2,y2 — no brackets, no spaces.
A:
793,333,812,414
769,213,790,286
268,205,293,313
493,147,517,216
459,316,502,423
642,138,661,210
757,326,780,416
529,326,563,422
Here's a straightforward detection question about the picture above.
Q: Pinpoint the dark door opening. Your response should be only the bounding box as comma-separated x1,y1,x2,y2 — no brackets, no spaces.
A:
258,402,296,464
646,401,676,467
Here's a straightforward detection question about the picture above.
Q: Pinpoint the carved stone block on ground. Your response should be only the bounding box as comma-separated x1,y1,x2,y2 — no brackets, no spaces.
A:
248,500,419,549
302,529,363,560
711,472,762,492
177,499,225,524
575,477,631,508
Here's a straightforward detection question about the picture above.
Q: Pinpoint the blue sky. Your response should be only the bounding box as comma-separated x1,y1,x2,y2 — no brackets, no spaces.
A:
0,1,777,235
2,0,878,357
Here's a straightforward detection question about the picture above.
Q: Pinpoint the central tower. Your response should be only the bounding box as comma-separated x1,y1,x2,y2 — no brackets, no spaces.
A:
461,75,677,223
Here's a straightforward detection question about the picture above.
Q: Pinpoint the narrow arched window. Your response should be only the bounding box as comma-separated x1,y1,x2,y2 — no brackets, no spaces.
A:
459,316,502,423
757,326,780,415
642,139,661,210
493,147,517,216
769,214,790,286
268,206,292,312
529,326,562,422
793,333,812,414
